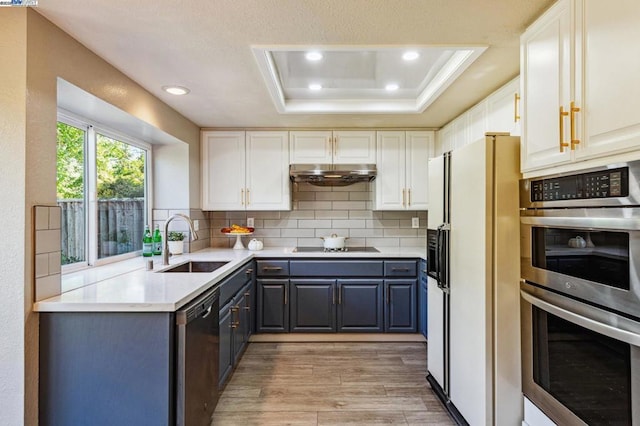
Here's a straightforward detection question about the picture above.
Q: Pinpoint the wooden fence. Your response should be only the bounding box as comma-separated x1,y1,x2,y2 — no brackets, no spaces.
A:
59,198,145,263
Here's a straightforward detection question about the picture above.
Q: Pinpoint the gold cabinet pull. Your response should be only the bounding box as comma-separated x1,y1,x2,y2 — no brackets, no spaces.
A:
241,189,244,205
338,286,342,305
570,101,581,150
559,106,569,152
246,188,250,205
514,93,521,122
244,292,251,310
408,188,412,206
402,189,406,207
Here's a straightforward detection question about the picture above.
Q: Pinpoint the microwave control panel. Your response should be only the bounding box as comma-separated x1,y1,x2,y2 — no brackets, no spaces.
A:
530,167,629,202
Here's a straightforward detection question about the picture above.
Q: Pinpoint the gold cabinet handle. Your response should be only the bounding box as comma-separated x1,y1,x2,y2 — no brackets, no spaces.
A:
244,291,251,310
408,188,411,207
246,188,250,205
230,306,240,328
338,286,342,305
402,189,406,207
241,189,244,205
514,93,521,122
570,101,581,150
559,106,569,152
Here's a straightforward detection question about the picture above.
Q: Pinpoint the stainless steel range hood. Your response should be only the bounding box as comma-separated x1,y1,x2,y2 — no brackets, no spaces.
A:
289,164,377,187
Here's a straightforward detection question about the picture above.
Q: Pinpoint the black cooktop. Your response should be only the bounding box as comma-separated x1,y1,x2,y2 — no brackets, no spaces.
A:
293,246,380,253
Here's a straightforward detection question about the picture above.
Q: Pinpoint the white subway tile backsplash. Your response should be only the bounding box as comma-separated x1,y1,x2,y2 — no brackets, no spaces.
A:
298,201,333,210
206,183,427,250
263,219,298,229
35,254,49,278
35,206,49,230
332,201,366,210
48,252,61,275
332,219,366,229
36,229,61,254
280,229,315,238
298,219,332,228
35,274,61,302
315,210,349,219
48,207,61,230
315,192,349,201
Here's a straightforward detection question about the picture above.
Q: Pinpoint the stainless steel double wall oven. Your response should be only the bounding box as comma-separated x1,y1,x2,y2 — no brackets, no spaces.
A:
520,160,640,425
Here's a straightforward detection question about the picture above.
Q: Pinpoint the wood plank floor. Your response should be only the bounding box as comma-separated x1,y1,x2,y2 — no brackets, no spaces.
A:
212,342,454,425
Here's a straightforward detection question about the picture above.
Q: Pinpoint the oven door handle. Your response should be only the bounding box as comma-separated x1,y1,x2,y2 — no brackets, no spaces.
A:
521,287,640,346
520,214,640,230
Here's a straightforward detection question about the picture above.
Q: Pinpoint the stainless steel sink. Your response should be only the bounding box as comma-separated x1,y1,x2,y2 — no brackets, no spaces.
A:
160,261,229,273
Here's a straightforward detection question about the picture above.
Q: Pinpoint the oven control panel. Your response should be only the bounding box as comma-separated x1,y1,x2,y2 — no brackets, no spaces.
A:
530,167,628,201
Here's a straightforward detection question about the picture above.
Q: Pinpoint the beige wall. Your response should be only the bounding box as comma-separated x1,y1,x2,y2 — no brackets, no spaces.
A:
0,8,29,426
0,9,201,425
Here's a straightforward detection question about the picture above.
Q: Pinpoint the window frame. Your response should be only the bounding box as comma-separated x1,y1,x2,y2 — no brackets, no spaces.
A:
57,109,153,272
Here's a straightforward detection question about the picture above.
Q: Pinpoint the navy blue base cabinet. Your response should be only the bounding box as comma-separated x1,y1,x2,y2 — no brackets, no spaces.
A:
385,279,417,332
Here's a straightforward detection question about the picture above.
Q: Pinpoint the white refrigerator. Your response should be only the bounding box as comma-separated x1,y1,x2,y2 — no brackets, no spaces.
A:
426,133,522,425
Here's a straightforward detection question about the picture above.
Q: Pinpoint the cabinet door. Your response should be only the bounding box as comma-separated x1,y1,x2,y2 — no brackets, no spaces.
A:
337,279,383,332
289,279,336,332
246,131,290,210
241,281,255,340
520,0,572,172
256,279,289,332
467,100,488,144
289,131,332,164
218,302,234,388
405,131,433,210
232,291,247,364
375,131,405,210
574,0,640,160
202,131,246,210
384,280,417,332
333,131,376,164
487,77,521,137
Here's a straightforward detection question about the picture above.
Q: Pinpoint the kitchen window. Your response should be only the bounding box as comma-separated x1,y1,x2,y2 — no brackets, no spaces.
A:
57,112,151,270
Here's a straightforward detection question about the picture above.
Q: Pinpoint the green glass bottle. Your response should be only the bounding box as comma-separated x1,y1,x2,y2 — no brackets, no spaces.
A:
142,225,153,257
152,224,162,256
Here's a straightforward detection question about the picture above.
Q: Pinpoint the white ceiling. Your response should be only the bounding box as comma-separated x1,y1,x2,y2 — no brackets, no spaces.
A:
37,0,555,129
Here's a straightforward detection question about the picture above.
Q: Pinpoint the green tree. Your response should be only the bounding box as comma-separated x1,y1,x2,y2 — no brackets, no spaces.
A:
56,122,85,199
96,134,145,199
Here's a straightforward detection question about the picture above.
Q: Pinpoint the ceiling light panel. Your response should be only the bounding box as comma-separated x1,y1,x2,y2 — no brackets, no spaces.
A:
253,45,487,114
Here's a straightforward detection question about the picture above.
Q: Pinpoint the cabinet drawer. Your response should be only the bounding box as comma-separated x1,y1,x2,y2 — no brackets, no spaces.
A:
256,260,289,277
220,261,253,306
384,260,417,277
290,260,383,277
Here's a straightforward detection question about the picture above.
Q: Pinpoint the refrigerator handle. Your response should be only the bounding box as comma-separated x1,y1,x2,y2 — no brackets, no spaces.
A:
436,224,444,289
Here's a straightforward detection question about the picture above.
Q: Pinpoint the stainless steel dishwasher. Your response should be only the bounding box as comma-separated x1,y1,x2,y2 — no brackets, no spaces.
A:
175,287,220,426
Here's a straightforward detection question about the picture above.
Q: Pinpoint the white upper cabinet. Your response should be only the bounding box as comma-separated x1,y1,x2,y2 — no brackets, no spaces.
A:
202,131,290,211
573,0,640,160
520,0,573,171
290,130,376,164
375,131,434,210
487,77,521,137
521,0,640,173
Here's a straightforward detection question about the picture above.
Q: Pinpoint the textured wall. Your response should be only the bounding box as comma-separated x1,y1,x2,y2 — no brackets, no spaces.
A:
208,182,427,248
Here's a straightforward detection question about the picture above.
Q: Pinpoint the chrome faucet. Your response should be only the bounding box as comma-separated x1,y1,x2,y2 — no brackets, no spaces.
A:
162,213,198,265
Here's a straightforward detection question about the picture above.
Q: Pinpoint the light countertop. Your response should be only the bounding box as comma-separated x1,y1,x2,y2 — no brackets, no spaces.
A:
35,246,426,313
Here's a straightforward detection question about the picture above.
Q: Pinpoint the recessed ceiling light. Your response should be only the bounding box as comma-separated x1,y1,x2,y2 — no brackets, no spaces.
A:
305,51,323,61
385,83,399,91
308,83,322,91
402,51,420,61
162,85,190,95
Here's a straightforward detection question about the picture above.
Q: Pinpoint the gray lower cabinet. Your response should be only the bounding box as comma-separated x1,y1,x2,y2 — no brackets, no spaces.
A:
337,279,384,332
256,258,419,334
256,278,289,332
218,261,255,388
290,279,336,331
385,279,417,332
39,312,175,425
